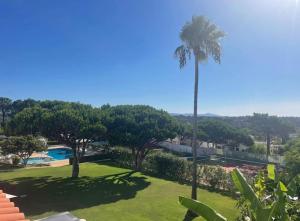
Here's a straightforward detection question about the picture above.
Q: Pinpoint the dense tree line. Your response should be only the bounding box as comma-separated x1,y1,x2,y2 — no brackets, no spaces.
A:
180,118,253,148
177,114,295,152
0,98,181,177
176,114,295,140
4,97,294,178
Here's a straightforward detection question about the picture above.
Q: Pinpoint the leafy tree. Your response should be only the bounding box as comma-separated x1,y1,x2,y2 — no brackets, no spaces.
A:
176,115,298,143
10,98,92,116
174,15,225,200
11,98,38,115
103,105,180,171
181,119,253,148
0,135,47,166
251,113,295,159
0,97,12,126
249,143,267,154
4,98,106,177
6,106,47,135
199,119,253,147
42,108,106,178
179,122,208,146
284,138,300,176
39,100,93,112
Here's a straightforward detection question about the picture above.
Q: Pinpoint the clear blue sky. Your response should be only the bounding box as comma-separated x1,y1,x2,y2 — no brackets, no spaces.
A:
1,0,299,116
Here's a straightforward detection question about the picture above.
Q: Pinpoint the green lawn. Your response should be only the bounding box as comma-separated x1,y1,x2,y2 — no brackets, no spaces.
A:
0,162,238,221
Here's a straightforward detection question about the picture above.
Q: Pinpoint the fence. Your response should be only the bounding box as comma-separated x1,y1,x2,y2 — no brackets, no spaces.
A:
159,142,217,156
220,149,285,165
159,142,285,165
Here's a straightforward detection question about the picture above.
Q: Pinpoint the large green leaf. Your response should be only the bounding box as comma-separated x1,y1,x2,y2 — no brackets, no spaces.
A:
231,168,262,212
256,201,281,221
279,181,288,192
267,164,275,181
254,171,266,198
179,196,227,221
287,174,300,196
275,183,290,221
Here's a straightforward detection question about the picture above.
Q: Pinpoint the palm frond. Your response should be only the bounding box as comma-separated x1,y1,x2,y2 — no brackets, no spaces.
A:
176,15,225,64
174,45,191,69
207,41,222,64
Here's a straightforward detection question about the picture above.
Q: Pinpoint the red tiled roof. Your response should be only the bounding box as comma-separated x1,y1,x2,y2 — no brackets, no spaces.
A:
0,190,29,221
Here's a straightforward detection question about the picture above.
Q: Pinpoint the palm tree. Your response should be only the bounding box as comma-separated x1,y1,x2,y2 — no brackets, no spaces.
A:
175,16,225,200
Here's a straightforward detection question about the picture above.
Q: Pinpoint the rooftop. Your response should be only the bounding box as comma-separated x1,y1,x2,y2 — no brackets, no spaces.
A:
0,189,29,221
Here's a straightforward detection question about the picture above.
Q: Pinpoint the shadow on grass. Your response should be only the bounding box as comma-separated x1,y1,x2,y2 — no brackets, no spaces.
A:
0,163,24,172
96,161,235,198
182,210,198,221
1,171,150,217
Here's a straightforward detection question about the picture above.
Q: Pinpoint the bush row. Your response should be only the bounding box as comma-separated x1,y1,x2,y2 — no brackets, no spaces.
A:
111,147,234,192
47,140,60,145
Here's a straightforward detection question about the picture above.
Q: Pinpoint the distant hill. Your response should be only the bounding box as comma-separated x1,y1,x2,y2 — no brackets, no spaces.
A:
171,113,221,117
174,115,300,135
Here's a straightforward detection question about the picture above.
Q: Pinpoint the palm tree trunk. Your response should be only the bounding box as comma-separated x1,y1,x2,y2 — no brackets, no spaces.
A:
266,132,270,162
191,55,199,200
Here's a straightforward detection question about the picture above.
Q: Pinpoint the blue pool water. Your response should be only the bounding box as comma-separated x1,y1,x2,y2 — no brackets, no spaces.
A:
26,147,73,164
47,148,73,160
26,157,53,164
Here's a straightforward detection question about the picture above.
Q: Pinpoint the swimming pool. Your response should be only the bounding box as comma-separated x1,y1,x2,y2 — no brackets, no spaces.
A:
26,147,73,165
26,157,53,164
47,148,73,160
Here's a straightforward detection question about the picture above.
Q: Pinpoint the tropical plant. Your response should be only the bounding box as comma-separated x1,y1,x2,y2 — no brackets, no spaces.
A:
175,16,225,199
179,196,227,221
179,164,299,221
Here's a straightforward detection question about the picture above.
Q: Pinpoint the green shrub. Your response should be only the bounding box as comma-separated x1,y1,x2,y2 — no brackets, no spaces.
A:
0,127,4,135
143,151,190,182
47,140,60,145
12,156,20,166
110,147,233,192
111,147,133,168
248,143,266,154
199,165,230,191
284,138,300,176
